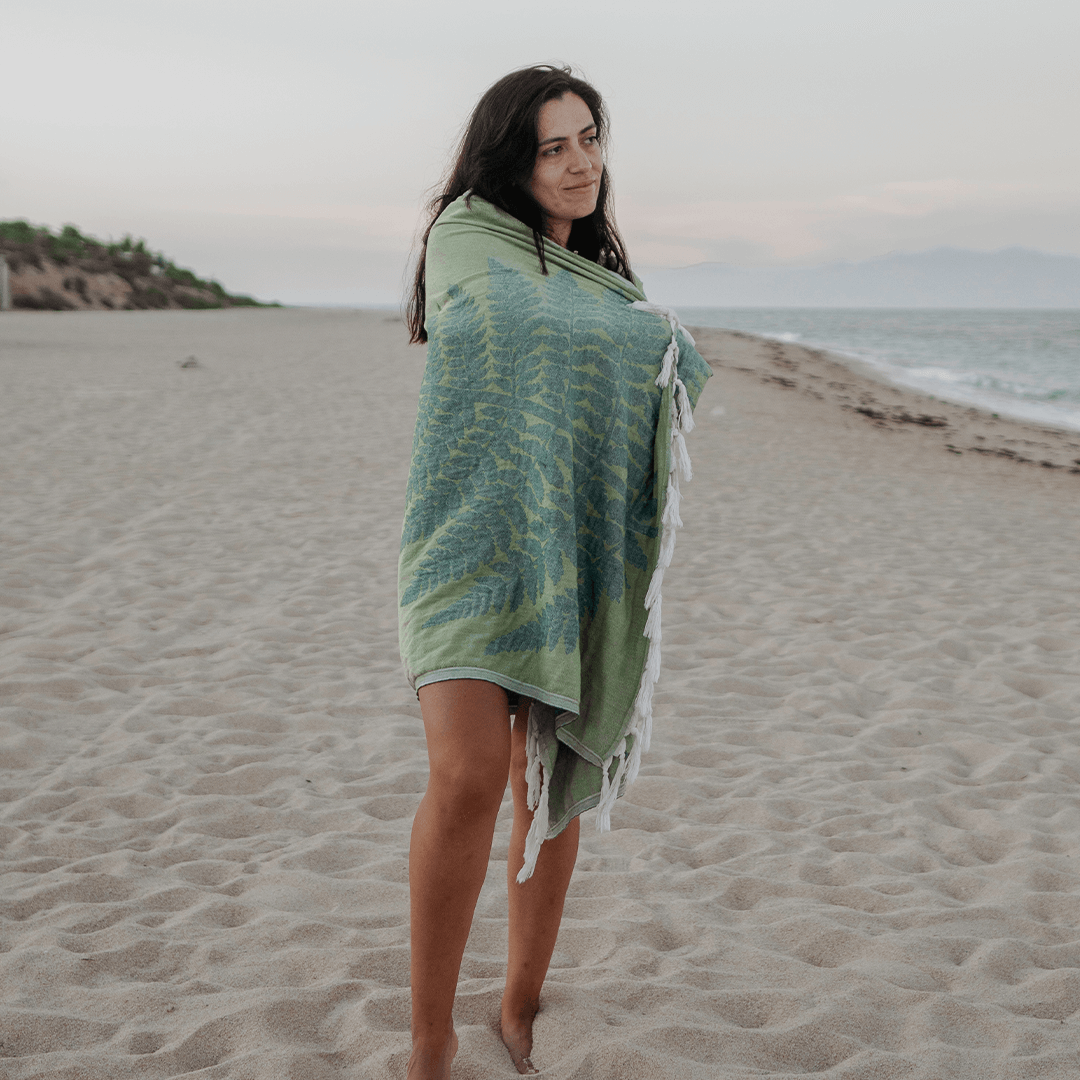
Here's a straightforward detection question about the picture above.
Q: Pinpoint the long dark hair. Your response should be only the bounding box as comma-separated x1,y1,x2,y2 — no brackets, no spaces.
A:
406,65,633,344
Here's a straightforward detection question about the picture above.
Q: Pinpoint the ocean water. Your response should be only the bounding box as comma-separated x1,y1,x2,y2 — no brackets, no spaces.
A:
679,308,1080,432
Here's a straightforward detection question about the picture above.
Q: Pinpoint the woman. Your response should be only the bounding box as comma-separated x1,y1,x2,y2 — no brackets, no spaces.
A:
400,65,711,1078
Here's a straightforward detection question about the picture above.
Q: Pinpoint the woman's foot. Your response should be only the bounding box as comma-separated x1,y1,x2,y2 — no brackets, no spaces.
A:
407,1027,458,1079
500,1003,540,1075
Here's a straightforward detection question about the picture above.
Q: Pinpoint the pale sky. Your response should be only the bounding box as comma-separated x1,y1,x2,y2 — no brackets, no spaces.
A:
3,0,1078,304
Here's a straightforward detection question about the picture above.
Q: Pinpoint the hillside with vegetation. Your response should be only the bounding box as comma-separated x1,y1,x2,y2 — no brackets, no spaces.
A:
0,221,276,310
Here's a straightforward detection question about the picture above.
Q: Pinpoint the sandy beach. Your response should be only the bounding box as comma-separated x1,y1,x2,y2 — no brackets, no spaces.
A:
2,307,1079,1079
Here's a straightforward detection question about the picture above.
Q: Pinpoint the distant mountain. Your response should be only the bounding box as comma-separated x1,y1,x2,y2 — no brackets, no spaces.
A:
639,247,1080,308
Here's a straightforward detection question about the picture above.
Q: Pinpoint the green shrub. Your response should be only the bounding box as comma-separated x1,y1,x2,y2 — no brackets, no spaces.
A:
0,220,40,245
164,266,201,287
176,293,222,310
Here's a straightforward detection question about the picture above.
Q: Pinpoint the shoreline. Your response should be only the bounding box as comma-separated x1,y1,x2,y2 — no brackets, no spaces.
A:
675,308,1080,437
814,342,1080,436
688,324,1080,476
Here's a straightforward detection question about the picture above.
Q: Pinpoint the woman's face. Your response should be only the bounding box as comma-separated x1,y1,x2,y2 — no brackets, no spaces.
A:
528,92,604,247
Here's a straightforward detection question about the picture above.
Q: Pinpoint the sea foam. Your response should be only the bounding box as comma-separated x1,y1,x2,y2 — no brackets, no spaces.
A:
682,308,1080,431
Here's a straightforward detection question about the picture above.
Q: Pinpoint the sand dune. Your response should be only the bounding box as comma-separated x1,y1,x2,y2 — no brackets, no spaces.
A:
1,310,1078,1078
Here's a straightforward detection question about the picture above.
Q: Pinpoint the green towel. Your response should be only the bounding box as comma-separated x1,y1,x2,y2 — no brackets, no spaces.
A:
399,194,710,879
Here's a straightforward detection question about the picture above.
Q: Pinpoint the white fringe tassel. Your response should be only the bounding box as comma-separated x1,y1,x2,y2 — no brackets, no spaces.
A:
591,301,697,828
516,703,554,883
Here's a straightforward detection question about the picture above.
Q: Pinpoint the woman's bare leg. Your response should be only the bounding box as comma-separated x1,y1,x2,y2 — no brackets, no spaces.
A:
409,680,513,1080
500,702,581,1074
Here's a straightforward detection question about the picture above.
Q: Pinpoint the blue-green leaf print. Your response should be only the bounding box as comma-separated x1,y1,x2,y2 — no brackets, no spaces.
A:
421,572,525,628
484,592,582,656
401,259,666,655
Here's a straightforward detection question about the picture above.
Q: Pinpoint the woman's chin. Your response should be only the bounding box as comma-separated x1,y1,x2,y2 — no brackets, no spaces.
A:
563,200,599,223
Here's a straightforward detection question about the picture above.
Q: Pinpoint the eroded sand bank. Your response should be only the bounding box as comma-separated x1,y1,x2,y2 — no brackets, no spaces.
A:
1,309,1078,1079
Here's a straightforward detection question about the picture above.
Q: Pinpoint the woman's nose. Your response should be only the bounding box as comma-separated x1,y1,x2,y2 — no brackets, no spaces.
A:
568,145,592,171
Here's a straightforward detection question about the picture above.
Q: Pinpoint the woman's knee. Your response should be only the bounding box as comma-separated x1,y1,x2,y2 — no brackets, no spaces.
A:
418,678,514,820
425,756,507,823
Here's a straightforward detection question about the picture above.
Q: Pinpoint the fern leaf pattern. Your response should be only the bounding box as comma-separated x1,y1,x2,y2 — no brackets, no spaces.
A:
400,259,673,656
